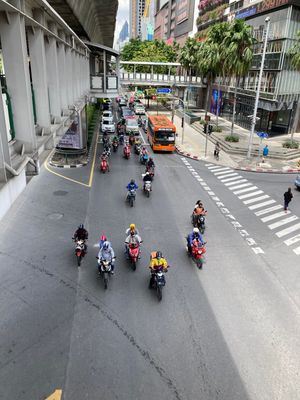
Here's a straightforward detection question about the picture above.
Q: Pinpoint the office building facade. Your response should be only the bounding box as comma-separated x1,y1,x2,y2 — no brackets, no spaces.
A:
130,0,146,39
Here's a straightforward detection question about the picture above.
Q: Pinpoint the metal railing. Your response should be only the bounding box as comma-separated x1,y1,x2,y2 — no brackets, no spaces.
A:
119,72,203,87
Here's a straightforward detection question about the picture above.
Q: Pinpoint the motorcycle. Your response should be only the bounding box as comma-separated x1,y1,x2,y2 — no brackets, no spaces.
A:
127,243,140,271
187,240,206,269
197,215,206,234
140,153,149,165
143,180,152,197
119,134,124,145
74,239,86,266
112,140,119,152
149,267,167,301
129,134,135,146
123,145,131,159
97,257,113,289
100,158,109,173
134,142,141,155
145,165,155,179
127,188,136,207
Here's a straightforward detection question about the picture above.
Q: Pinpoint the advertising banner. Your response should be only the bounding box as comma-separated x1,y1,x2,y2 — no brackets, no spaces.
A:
58,105,87,150
210,89,222,115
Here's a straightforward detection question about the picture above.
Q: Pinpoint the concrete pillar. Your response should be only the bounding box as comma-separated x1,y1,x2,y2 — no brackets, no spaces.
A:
45,23,61,119
0,81,8,181
103,50,107,93
65,45,73,106
57,30,68,111
116,56,120,91
72,50,77,100
0,11,36,151
27,9,51,128
77,53,81,97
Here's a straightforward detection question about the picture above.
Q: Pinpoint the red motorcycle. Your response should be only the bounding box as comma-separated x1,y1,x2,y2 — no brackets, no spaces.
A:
146,165,155,179
190,239,206,269
123,145,131,159
128,243,140,271
100,158,109,173
74,239,86,266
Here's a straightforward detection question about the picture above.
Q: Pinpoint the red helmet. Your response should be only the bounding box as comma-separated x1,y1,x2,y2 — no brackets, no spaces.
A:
100,235,107,241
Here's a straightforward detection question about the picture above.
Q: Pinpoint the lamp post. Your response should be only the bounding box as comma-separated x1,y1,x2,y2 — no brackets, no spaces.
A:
247,17,271,159
170,96,186,144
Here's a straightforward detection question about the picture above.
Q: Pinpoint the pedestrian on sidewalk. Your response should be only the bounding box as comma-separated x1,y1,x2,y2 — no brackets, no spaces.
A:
284,187,293,211
263,145,269,157
214,142,220,160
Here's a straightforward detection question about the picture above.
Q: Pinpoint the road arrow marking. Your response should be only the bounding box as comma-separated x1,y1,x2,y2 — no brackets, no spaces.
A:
45,390,62,400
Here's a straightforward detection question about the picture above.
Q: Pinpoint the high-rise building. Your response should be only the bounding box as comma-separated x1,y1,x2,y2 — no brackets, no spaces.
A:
141,0,156,40
119,20,129,43
154,0,196,45
129,0,146,39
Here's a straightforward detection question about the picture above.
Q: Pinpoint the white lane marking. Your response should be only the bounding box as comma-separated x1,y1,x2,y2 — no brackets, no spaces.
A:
293,247,300,255
261,211,291,222
284,234,300,246
225,179,248,187
238,190,264,200
275,223,300,238
229,183,252,191
268,215,299,230
252,247,265,254
205,163,214,166
203,187,211,191
208,191,215,196
214,169,234,176
233,186,258,195
217,173,239,180
243,195,270,205
221,176,243,183
139,129,147,144
249,200,276,210
196,178,203,182
207,166,229,171
255,204,283,216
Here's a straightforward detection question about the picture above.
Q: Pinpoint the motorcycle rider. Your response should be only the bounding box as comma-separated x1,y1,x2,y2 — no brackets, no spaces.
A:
126,223,140,236
99,234,112,250
143,171,153,190
125,230,143,258
187,228,204,255
126,179,138,199
146,157,155,170
100,153,110,171
98,240,116,274
149,251,168,288
73,224,88,252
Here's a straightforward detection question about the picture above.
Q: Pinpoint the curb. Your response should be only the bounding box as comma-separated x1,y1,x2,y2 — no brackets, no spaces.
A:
175,146,300,174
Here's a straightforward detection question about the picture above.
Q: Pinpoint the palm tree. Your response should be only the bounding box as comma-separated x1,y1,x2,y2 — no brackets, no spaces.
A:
222,19,255,136
179,37,200,80
206,22,230,127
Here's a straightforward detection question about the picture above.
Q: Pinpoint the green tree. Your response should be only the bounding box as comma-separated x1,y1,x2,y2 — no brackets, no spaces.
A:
289,30,300,70
222,19,255,136
179,37,200,78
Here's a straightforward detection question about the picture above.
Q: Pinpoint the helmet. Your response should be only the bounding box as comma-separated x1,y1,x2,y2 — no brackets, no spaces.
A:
100,235,107,241
145,171,150,175
156,251,162,259
149,157,153,161
130,179,135,184
130,223,136,230
102,241,109,250
79,224,84,229
193,227,200,234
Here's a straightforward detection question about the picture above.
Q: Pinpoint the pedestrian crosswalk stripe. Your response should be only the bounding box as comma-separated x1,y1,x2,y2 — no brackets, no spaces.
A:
225,179,248,187
238,190,264,200
243,195,269,205
214,169,234,176
229,183,252,191
275,222,300,238
268,215,299,230
217,173,239,179
293,246,300,255
205,163,214,166
221,176,243,183
255,204,283,216
261,210,291,222
249,200,276,210
284,234,300,246
207,166,230,171
233,186,258,195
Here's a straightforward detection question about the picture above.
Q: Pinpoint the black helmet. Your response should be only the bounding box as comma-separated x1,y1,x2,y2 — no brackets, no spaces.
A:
79,224,84,229
156,251,162,259
130,179,135,184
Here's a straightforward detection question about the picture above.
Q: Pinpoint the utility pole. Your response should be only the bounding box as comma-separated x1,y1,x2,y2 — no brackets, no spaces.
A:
247,17,270,159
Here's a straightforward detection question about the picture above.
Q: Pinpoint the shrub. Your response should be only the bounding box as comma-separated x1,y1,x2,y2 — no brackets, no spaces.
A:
225,135,239,142
199,119,206,125
212,126,222,132
282,141,299,149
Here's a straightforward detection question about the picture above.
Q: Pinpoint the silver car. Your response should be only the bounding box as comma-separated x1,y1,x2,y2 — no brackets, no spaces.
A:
101,119,115,133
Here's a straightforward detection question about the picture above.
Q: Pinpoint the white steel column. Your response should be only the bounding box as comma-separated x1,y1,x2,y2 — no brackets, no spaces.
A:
0,80,8,181
72,50,78,100
57,30,68,112
27,9,50,128
45,23,61,119
0,11,36,151
65,43,73,106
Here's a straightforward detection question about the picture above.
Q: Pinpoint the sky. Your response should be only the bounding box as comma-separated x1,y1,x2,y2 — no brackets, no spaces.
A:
114,0,130,46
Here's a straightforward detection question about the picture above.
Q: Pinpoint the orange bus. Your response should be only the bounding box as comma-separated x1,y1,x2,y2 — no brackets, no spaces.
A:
147,115,176,152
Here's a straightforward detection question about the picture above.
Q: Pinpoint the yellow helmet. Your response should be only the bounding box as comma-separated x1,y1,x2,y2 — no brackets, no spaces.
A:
130,223,135,230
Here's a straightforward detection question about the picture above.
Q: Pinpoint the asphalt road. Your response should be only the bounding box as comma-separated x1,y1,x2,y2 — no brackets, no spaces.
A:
0,109,300,400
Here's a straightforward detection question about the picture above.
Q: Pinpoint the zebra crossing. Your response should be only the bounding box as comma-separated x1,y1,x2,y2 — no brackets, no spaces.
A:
206,164,300,256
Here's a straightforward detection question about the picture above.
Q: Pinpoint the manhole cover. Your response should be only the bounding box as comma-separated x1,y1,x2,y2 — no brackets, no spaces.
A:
53,190,68,196
47,213,64,220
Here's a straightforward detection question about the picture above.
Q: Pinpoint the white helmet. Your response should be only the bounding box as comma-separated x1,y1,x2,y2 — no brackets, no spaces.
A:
193,227,199,234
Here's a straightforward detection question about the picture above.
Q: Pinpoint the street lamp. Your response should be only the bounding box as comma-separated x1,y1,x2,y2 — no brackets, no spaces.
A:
247,17,271,159
170,96,186,145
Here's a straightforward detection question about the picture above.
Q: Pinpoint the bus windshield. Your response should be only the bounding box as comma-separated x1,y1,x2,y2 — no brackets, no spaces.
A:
155,130,175,142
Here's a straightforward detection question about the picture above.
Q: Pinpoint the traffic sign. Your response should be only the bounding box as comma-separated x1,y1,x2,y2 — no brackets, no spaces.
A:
156,88,171,94
256,131,268,139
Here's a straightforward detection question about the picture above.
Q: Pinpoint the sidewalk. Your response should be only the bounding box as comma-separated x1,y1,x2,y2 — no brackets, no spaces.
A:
148,106,300,173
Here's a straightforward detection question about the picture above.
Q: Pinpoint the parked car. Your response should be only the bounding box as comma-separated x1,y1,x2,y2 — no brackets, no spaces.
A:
101,119,115,133
295,174,300,190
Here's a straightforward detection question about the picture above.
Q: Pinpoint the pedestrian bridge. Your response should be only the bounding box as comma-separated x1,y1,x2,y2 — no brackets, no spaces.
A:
120,61,204,88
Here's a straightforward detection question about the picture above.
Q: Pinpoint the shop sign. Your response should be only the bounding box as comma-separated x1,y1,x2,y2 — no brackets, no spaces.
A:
236,6,257,19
